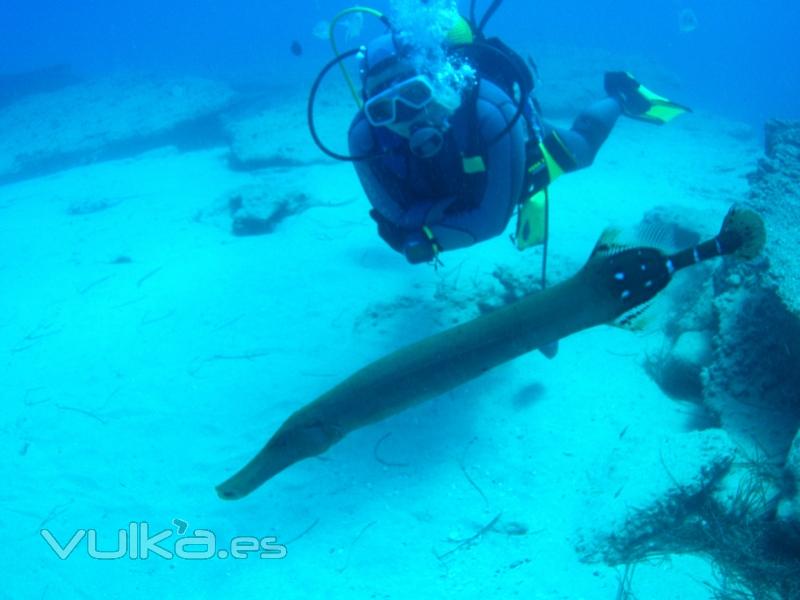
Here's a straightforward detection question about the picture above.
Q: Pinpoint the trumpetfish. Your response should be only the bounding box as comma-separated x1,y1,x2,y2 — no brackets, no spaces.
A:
217,207,765,500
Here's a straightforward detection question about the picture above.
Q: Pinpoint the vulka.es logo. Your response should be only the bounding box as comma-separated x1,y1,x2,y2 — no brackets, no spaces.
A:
41,519,287,560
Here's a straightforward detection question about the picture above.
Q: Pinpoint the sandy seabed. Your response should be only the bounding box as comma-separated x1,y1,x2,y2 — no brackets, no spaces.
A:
0,83,760,599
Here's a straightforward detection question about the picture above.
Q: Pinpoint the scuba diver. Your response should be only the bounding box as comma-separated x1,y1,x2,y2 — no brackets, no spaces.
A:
308,1,690,266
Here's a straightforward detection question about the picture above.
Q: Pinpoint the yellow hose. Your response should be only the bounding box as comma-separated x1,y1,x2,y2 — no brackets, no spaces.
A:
329,6,386,107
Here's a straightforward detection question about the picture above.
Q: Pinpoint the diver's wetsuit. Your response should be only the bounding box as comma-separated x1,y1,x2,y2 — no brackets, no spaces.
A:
348,79,622,258
547,97,622,171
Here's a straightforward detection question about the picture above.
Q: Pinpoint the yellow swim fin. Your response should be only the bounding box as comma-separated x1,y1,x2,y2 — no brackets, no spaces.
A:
604,71,691,125
515,189,548,250
514,188,557,358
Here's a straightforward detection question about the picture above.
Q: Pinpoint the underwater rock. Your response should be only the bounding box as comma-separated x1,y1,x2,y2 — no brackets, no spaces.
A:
647,329,713,401
576,429,735,564
702,229,800,461
227,186,314,236
746,119,800,318
223,86,347,169
704,260,800,458
0,64,81,108
225,105,307,168
196,173,355,237
672,330,713,374
646,120,800,461
0,74,233,185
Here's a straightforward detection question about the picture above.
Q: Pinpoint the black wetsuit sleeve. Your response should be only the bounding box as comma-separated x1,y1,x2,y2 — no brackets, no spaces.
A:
544,97,623,170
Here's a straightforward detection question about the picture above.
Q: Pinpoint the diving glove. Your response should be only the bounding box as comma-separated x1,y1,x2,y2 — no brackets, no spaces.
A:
403,228,439,264
370,210,439,264
604,71,691,125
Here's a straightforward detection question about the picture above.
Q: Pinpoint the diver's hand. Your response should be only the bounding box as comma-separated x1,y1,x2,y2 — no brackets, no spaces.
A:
403,229,439,264
370,209,439,263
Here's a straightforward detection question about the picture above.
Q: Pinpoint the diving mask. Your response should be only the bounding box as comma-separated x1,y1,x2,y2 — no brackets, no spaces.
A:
364,75,436,127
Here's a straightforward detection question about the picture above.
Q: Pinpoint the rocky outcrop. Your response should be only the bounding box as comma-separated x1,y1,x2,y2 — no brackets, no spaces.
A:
212,185,320,237
647,329,714,400
0,64,81,108
223,82,351,170
701,121,800,457
745,119,800,318
704,260,800,456
602,122,800,596
640,121,800,456
194,163,359,236
0,74,234,184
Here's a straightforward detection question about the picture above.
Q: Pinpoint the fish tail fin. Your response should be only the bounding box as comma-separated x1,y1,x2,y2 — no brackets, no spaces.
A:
718,205,766,260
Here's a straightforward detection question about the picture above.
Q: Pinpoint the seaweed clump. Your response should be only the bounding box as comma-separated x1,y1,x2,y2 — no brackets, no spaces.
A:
616,459,800,599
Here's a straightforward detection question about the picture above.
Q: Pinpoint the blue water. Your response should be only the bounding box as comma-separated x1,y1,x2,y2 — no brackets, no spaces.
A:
2,0,798,123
